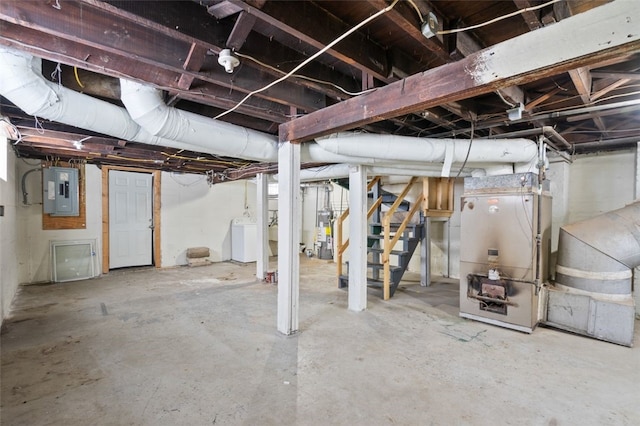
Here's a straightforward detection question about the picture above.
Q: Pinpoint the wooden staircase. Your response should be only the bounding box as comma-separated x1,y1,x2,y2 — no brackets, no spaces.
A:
338,219,423,298
336,176,455,300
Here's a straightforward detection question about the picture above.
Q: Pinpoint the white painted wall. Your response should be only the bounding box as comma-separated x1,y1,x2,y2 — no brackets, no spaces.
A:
16,160,103,284
161,175,256,265
564,149,636,223
13,162,255,287
316,150,638,283
0,139,19,321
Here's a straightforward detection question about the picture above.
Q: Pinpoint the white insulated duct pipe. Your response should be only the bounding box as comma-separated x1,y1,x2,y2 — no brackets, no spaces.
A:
0,48,196,152
0,47,542,174
120,79,279,162
119,79,487,169
316,132,539,165
290,164,473,183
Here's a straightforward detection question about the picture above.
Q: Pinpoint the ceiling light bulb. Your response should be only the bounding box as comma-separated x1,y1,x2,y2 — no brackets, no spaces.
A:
218,49,240,73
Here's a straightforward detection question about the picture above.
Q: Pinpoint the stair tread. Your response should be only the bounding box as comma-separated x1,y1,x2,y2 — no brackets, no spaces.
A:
367,262,402,271
368,248,409,255
345,261,402,271
367,234,419,241
370,222,420,227
338,275,401,289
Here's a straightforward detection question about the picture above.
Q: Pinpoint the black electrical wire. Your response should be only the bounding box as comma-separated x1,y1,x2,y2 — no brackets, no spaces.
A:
454,121,474,179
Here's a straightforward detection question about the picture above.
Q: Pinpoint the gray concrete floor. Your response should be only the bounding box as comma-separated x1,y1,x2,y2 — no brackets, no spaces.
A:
1,257,639,425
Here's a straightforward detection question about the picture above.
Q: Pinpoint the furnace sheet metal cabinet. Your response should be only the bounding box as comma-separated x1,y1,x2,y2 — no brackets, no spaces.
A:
231,218,257,262
459,173,551,333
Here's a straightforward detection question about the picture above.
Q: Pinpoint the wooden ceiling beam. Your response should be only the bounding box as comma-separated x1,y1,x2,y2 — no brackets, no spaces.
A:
177,43,208,90
172,87,290,123
0,1,323,113
591,71,640,80
279,1,640,142
366,0,450,66
569,67,607,132
590,78,632,102
224,0,390,82
512,0,544,31
226,11,258,50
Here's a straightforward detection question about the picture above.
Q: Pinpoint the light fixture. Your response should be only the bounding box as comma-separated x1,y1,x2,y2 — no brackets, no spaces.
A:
421,12,438,39
507,103,524,121
72,136,91,150
218,49,240,73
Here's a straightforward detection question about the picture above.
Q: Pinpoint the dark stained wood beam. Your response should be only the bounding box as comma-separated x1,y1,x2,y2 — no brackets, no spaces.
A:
226,0,390,82
524,87,562,111
366,0,450,66
226,12,257,50
206,1,243,19
512,0,544,31
590,76,635,101
173,86,290,123
590,71,640,80
0,1,324,112
569,67,607,131
177,43,208,90
279,1,640,142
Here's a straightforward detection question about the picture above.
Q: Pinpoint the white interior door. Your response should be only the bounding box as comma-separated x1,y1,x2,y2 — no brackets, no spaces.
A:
109,170,153,269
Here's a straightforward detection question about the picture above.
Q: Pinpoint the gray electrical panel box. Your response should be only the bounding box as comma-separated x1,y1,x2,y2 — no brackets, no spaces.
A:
43,167,80,216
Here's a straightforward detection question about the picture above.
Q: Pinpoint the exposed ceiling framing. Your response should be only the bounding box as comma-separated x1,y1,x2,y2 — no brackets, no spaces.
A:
1,0,639,177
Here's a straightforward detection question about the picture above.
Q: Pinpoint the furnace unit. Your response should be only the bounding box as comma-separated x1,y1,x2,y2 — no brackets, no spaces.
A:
459,173,551,333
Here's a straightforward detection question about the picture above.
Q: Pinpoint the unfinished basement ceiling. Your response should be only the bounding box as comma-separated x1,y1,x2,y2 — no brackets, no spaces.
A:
1,0,639,177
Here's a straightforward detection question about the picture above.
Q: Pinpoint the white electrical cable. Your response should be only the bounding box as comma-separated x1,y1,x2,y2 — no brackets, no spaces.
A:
214,0,400,120
234,52,375,97
406,0,424,23
438,0,561,35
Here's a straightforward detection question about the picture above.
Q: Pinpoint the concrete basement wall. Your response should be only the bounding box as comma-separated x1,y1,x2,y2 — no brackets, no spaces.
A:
0,139,18,321
310,150,637,283
161,175,256,265
16,160,102,284
14,161,256,285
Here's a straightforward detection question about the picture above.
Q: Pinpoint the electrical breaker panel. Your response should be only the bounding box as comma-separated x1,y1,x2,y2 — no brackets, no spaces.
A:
43,167,79,216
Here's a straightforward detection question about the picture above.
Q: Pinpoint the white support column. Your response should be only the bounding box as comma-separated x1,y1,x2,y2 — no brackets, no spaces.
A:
256,173,269,281
348,164,368,311
277,142,300,335
421,217,431,287
635,142,640,318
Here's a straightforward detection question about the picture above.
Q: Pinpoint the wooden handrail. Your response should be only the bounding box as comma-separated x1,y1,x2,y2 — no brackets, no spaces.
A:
382,177,419,300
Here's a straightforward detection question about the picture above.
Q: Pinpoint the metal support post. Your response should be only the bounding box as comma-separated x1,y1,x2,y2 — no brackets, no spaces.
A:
256,173,269,281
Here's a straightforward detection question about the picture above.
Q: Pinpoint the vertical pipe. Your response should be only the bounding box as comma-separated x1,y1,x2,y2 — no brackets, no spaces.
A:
256,173,269,281
421,216,431,286
445,219,451,278
635,142,640,318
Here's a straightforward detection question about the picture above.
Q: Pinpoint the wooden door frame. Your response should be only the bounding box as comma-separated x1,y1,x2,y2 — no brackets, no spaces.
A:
102,166,161,274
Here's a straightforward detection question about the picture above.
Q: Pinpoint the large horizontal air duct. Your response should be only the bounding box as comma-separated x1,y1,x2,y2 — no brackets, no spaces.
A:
546,201,640,346
0,48,195,152
119,79,279,162
315,132,538,165
1,46,542,177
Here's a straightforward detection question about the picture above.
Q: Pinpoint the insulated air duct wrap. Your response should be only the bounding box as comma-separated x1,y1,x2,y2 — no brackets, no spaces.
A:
547,201,640,346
